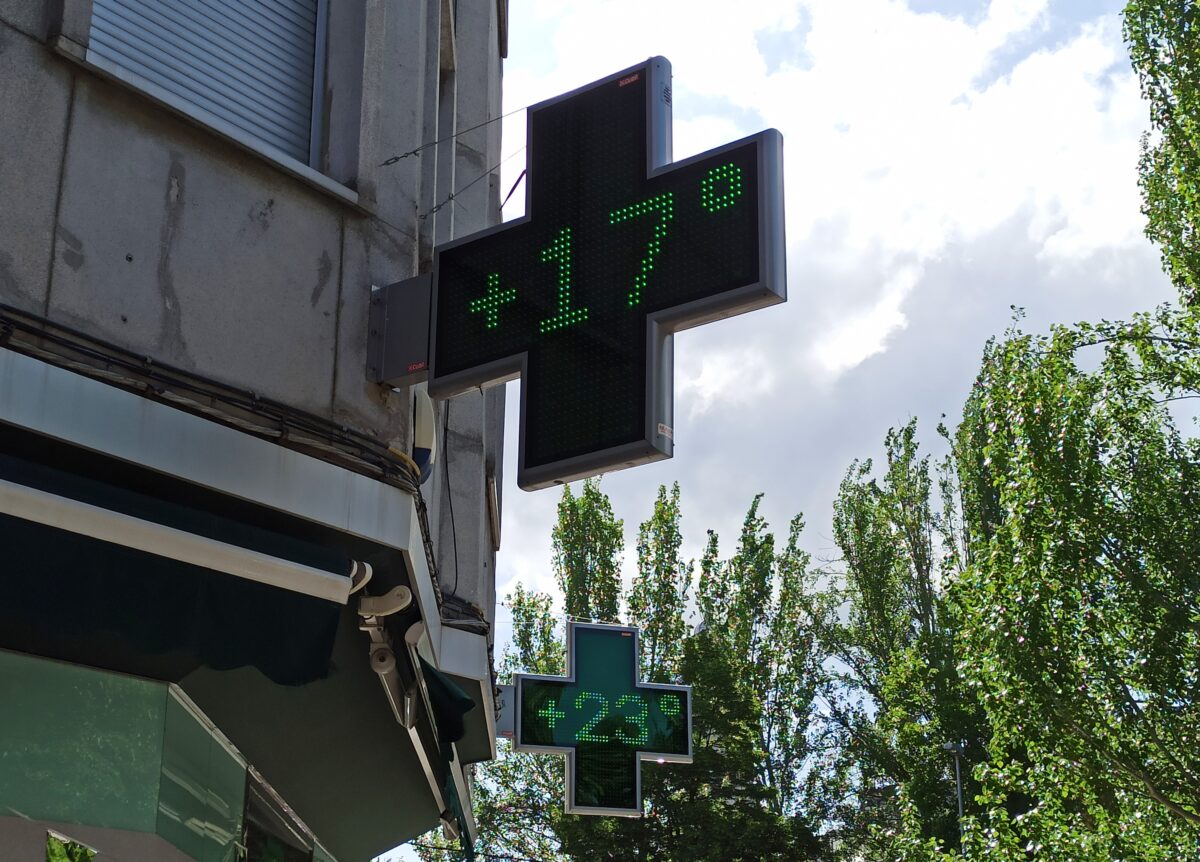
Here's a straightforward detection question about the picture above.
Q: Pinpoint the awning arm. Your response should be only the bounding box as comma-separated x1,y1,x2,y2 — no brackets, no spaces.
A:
0,477,354,604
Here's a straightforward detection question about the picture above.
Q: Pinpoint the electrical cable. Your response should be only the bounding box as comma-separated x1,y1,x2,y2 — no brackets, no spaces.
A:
499,168,527,210
443,397,460,599
379,104,526,167
421,148,526,221
563,612,626,628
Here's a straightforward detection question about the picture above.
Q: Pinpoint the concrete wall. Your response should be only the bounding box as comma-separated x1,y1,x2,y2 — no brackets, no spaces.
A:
428,0,506,625
0,0,505,621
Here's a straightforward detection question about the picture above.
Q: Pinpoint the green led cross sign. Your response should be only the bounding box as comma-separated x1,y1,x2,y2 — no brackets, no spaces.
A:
514,622,692,816
428,57,787,490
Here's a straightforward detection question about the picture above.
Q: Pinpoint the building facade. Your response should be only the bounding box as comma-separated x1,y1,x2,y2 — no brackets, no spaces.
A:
0,1,507,859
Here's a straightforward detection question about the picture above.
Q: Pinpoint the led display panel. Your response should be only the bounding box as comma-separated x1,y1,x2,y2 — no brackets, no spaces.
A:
428,57,786,490
514,622,692,816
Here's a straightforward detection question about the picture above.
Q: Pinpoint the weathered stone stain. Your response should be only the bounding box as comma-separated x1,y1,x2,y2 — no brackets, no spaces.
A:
244,197,275,237
0,251,19,299
157,152,188,357
312,249,332,307
57,225,84,271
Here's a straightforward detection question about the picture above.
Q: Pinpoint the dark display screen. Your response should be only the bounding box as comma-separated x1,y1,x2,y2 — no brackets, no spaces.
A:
516,625,691,813
431,58,780,489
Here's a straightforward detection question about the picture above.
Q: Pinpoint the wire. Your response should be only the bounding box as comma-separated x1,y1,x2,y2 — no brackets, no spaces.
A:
563,612,626,627
379,105,526,167
500,169,527,210
420,148,526,221
443,398,460,598
407,841,557,862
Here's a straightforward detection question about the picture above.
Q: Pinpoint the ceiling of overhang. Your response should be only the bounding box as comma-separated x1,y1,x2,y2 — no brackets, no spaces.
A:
181,604,446,862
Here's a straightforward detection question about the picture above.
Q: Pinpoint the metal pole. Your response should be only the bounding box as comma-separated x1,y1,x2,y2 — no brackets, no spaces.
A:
953,751,964,831
943,741,965,849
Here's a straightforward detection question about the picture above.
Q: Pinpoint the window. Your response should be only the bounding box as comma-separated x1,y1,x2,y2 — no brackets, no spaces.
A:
84,0,328,169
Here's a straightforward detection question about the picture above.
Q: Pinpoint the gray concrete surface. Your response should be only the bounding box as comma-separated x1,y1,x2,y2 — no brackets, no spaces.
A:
322,0,366,188
48,75,344,413
0,21,72,314
0,2,49,41
355,0,429,233
3,0,504,475
431,380,505,626
0,6,507,849
332,215,416,440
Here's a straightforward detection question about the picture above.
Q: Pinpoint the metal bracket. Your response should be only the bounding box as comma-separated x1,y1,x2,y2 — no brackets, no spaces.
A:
358,585,413,618
367,275,433,387
495,683,514,739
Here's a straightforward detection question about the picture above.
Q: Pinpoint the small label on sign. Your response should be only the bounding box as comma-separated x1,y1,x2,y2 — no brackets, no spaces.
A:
657,423,673,440
618,73,640,87
407,360,428,373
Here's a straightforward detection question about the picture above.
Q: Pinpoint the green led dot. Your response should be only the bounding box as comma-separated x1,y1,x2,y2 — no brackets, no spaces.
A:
614,694,650,745
468,272,515,329
575,690,610,743
539,226,588,333
609,191,675,307
538,699,566,730
701,162,744,212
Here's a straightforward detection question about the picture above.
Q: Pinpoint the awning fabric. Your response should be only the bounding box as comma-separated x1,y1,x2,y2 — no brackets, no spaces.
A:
420,656,477,744
0,432,353,687
0,513,342,685
420,656,477,860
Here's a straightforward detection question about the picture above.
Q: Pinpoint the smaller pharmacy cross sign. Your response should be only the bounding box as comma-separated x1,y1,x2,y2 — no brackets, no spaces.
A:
514,622,692,816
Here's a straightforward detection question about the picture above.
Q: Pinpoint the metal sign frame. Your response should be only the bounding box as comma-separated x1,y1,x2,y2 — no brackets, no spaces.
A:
512,620,693,816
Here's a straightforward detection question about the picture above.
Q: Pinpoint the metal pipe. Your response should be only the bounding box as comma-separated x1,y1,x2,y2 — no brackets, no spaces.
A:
953,751,964,823
943,741,965,848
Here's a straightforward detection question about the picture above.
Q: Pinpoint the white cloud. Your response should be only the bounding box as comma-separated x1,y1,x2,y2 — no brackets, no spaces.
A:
811,264,921,374
774,4,1143,267
677,344,778,419
479,0,1173,646
501,0,1149,379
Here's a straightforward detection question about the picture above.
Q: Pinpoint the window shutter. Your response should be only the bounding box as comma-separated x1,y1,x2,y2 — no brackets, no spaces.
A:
89,0,322,165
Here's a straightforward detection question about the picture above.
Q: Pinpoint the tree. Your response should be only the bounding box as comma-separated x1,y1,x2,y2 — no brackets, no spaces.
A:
1127,0,1200,305
418,480,824,861
800,421,987,860
626,484,690,683
552,479,623,624
46,833,96,862
949,314,1200,859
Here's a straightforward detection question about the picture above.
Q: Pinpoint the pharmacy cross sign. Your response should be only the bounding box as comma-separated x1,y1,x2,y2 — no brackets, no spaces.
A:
514,622,692,816
427,56,786,490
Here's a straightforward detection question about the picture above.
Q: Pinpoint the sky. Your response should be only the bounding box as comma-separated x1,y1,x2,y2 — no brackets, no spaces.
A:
394,0,1173,856
490,0,1171,631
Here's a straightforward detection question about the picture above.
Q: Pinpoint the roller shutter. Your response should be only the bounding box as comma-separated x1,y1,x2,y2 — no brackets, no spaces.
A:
89,0,323,165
